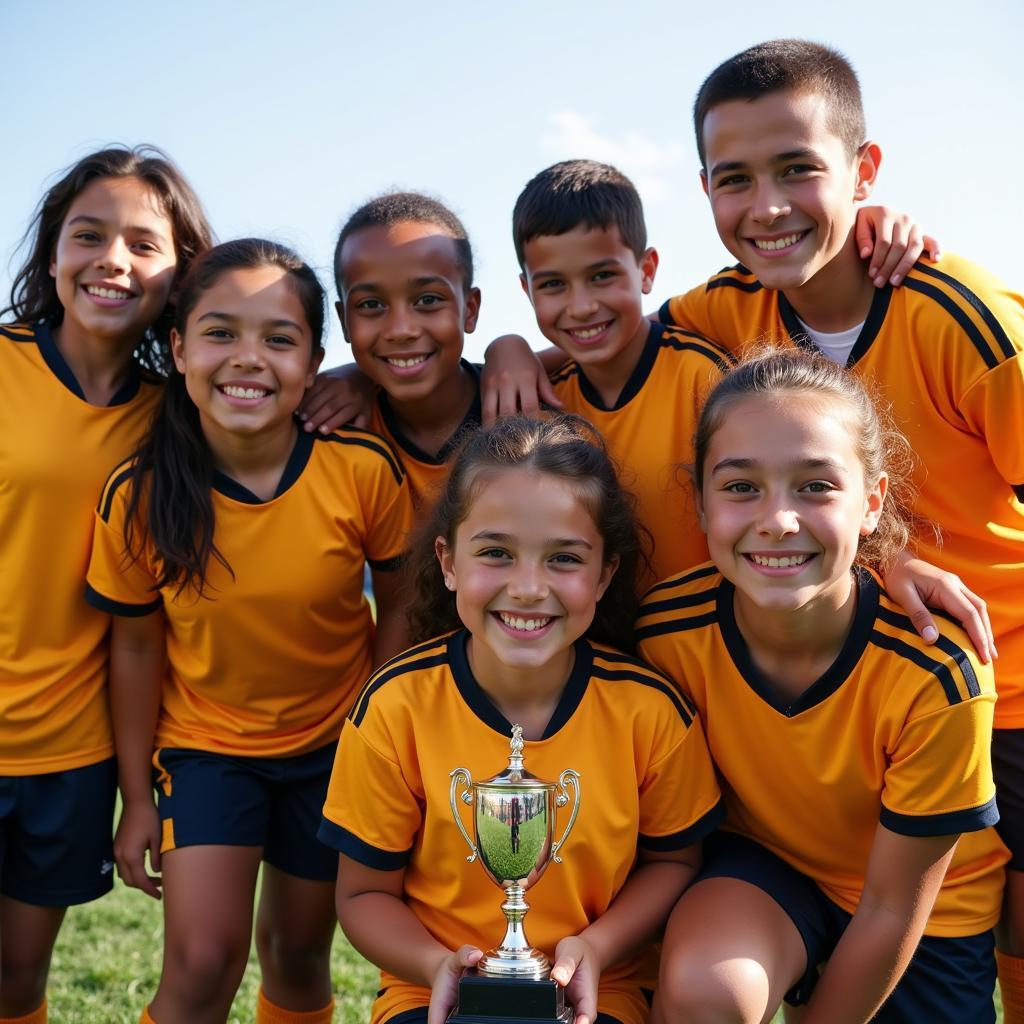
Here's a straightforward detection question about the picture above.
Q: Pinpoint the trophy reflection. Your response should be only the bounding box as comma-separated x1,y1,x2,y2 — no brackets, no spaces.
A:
448,725,581,1023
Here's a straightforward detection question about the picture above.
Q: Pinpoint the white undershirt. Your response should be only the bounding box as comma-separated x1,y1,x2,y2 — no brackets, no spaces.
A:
795,316,864,365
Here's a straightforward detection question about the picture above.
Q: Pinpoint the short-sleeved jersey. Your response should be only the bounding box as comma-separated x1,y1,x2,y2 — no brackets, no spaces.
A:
0,323,160,775
660,255,1024,727
320,631,725,1024
549,321,732,587
368,360,481,516
637,564,1008,937
86,427,414,758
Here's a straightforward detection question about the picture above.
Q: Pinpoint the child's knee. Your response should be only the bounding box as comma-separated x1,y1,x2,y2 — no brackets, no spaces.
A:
255,928,332,987
165,929,249,998
657,955,774,1024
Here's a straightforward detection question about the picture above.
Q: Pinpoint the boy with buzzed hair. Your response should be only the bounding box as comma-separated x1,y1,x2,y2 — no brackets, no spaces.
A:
512,158,732,587
658,37,1024,1020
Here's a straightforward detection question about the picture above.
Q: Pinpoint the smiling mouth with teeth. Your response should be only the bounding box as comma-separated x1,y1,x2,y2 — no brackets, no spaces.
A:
752,232,807,251
568,322,612,340
384,354,429,368
747,553,813,568
85,285,132,299
496,611,554,632
220,385,271,400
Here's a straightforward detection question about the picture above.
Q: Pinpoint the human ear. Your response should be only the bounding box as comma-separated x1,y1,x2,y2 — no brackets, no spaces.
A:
463,287,482,334
695,486,708,533
334,299,352,346
170,327,187,374
860,471,888,535
854,142,883,202
595,554,620,601
639,248,659,295
700,170,710,199
435,536,456,591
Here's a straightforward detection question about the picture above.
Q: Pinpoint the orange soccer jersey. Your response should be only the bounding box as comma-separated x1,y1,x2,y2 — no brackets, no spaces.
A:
660,254,1024,726
321,631,725,1024
86,427,414,758
637,564,1008,937
0,323,160,775
367,360,481,515
549,321,731,587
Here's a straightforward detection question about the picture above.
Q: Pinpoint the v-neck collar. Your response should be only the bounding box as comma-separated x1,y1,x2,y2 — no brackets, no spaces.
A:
212,426,314,505
777,286,893,368
447,630,593,739
717,567,878,717
574,320,663,412
37,322,142,406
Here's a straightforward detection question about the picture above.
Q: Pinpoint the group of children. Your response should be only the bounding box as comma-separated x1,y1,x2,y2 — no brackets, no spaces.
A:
0,35,1020,1024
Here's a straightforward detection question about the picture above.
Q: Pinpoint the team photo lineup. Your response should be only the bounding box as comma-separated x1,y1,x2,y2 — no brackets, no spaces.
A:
2,30,1023,1024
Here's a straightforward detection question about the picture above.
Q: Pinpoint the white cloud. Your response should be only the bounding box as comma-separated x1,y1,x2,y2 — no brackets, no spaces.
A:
539,110,690,201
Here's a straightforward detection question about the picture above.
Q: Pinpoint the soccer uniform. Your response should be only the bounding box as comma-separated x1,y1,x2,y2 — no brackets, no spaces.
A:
637,565,1006,963
549,321,732,587
0,322,160,905
368,360,481,515
86,426,414,873
659,255,1024,730
319,631,725,1024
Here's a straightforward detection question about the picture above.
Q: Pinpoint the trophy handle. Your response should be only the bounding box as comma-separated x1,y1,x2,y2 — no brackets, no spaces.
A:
448,767,479,863
550,768,581,864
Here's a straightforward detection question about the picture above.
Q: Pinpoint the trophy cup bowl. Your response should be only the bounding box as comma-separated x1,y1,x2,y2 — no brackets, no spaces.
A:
447,725,580,1023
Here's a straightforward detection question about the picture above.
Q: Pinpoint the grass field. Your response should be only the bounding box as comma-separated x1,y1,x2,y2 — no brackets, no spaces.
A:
48,878,1004,1023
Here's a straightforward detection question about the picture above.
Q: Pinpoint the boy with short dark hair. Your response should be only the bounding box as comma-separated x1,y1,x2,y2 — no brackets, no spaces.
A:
513,158,732,586
659,37,1024,1020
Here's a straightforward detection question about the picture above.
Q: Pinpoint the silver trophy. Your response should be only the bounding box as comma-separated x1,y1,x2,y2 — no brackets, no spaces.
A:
449,725,581,984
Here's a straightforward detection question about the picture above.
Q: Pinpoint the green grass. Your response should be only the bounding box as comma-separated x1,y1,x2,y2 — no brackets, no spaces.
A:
476,811,549,883
48,879,1004,1022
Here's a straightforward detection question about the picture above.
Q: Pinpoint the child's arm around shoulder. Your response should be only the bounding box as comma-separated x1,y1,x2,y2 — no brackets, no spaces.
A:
299,362,376,433
480,335,567,423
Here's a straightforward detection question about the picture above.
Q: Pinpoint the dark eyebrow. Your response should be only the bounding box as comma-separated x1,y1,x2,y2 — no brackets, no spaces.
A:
711,456,847,474
65,214,169,239
409,275,452,288
470,530,593,549
709,148,822,180
529,258,621,283
196,312,304,331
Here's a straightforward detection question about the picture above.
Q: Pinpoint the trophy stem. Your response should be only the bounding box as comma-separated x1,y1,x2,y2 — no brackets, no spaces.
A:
478,883,551,979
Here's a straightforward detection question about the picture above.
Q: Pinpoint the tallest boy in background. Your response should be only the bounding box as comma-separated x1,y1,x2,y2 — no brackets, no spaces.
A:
654,39,1024,1017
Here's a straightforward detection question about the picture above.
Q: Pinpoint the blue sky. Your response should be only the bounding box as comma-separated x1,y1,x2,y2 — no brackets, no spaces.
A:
3,0,1021,366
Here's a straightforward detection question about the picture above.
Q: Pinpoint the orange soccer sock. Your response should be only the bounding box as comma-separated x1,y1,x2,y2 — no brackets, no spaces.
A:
138,1006,157,1024
999,950,1024,1024
0,1000,47,1024
256,988,335,1024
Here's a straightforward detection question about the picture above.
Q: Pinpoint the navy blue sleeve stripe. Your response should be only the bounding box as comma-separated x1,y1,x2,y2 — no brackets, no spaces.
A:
706,275,763,294
350,652,450,727
367,554,405,572
316,818,412,869
642,564,718,600
880,797,999,837
99,466,135,522
868,630,963,705
903,278,1000,370
657,300,677,325
590,666,693,725
641,589,719,617
639,798,726,850
914,264,1017,361
1014,484,1024,503
322,432,405,485
661,338,733,372
85,583,161,617
635,610,718,644
875,606,981,698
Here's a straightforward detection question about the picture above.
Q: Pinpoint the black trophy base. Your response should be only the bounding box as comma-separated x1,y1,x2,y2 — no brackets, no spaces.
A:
447,971,574,1024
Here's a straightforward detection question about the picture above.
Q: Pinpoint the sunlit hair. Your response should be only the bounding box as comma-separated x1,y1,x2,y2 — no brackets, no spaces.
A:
2,144,213,374
693,347,916,571
693,39,866,167
333,190,474,295
512,160,647,268
407,415,648,651
124,238,326,598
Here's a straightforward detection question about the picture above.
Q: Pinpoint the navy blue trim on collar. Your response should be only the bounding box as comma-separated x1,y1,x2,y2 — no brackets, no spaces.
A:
377,360,481,466
575,321,663,412
717,567,878,716
447,630,593,739
212,426,314,504
777,286,893,369
36,322,142,406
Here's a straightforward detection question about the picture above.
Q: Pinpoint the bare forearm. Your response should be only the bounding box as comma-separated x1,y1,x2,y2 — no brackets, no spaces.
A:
580,858,696,973
109,643,162,802
338,891,449,986
802,902,926,1024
